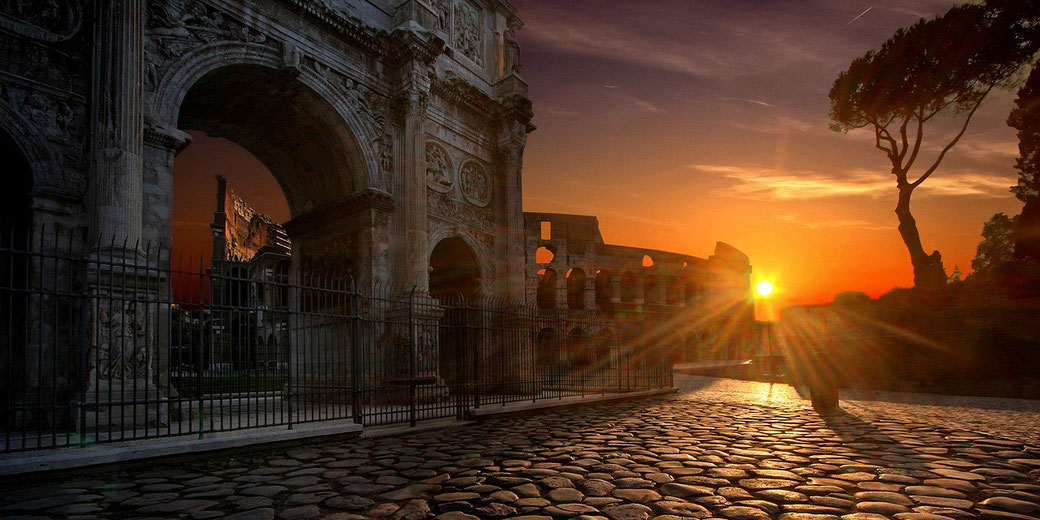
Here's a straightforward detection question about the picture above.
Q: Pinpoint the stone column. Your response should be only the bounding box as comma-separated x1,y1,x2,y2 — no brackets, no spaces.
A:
82,0,170,432
401,85,430,291
556,272,568,312
142,123,191,255
497,142,526,301
141,123,190,397
584,277,597,312
635,278,645,305
495,75,533,301
90,1,144,252
610,274,621,304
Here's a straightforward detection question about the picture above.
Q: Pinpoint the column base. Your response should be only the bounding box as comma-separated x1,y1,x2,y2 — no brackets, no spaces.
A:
80,379,169,433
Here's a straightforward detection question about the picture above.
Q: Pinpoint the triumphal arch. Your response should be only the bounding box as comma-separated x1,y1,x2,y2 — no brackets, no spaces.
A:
0,0,533,435
1,0,532,297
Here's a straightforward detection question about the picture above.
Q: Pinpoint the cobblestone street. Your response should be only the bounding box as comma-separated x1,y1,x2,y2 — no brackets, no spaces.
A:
674,376,1040,446
2,375,1039,520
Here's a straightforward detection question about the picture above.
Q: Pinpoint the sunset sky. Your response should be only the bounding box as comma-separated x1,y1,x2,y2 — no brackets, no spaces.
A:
173,0,1025,318
512,0,1024,313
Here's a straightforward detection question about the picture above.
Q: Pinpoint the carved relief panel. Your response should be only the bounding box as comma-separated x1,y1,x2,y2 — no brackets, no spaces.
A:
425,141,454,193
460,160,490,207
0,0,83,42
431,0,485,68
452,1,484,66
144,0,275,91
425,138,494,217
0,2,89,194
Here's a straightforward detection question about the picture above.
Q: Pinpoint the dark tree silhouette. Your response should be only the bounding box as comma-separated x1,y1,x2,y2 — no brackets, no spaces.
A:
829,4,1034,290
972,212,1018,277
1010,67,1040,261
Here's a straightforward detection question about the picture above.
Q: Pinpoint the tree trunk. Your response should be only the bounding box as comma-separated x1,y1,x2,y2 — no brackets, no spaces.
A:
895,185,946,290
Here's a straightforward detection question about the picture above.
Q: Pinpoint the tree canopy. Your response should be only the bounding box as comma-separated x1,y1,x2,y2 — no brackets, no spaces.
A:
829,2,1038,289
1009,66,1040,260
830,3,1032,185
972,213,1018,276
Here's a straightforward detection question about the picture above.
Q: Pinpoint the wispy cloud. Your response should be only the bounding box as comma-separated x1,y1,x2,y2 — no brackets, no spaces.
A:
777,214,890,231
524,196,677,230
520,5,836,80
538,104,578,117
693,164,889,199
690,164,1015,200
607,90,665,114
719,97,775,108
956,138,1019,161
878,5,936,20
730,115,817,135
923,173,1016,198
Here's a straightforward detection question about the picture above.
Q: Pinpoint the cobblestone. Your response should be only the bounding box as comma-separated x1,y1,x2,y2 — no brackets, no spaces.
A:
674,375,1040,445
1,376,1039,519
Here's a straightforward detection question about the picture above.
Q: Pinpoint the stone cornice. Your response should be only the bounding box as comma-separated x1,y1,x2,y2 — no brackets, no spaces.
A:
497,95,535,133
275,0,391,55
385,28,445,66
430,76,499,121
284,188,395,237
428,75,534,134
143,123,192,153
274,0,445,67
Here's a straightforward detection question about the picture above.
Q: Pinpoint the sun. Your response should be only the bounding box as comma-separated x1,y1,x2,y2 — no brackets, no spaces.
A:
756,280,774,297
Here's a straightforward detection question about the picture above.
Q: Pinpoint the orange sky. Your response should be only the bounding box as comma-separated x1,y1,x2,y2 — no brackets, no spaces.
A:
512,0,1024,317
172,0,1025,320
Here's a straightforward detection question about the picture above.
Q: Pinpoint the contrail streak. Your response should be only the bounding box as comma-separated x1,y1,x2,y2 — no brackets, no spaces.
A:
848,6,873,24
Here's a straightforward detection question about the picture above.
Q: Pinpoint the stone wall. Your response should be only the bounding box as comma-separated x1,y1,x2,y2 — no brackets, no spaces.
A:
523,212,756,361
0,0,533,299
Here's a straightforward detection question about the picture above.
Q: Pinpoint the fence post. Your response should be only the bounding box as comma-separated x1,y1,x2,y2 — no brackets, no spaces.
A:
471,303,480,410
78,238,90,447
455,296,466,420
198,255,207,438
350,281,362,425
286,270,294,431
408,287,417,427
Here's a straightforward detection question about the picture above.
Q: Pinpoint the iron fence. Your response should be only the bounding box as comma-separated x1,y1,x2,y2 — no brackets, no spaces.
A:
0,226,672,453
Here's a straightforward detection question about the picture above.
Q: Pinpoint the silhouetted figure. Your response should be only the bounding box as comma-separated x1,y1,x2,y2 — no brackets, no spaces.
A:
808,347,842,416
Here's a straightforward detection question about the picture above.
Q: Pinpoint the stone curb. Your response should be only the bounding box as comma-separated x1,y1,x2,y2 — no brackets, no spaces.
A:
0,420,363,479
466,388,678,419
0,388,677,479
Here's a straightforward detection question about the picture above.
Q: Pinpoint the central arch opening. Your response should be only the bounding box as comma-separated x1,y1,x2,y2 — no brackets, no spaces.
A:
177,64,361,219
170,64,367,379
429,237,481,300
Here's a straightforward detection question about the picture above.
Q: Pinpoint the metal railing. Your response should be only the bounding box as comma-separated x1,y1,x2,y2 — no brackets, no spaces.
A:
0,226,672,452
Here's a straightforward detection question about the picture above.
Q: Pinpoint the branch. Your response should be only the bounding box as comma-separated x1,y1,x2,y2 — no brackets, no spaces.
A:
910,86,992,188
876,123,899,163
874,124,894,157
896,115,910,162
902,108,925,172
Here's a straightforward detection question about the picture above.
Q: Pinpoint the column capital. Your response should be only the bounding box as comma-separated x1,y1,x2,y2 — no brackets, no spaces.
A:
402,89,430,118
143,122,192,154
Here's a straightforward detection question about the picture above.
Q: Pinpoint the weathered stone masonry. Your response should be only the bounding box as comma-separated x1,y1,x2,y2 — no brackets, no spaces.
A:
2,0,532,297
0,1,751,428
524,212,755,362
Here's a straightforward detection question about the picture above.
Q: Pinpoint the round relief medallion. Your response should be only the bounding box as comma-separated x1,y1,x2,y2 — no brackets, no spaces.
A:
425,141,453,193
460,160,491,207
